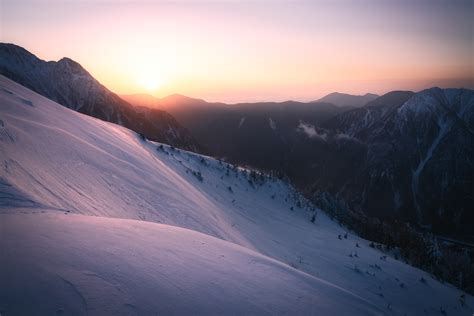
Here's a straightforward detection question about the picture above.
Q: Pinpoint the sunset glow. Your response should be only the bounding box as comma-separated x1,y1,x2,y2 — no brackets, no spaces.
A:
136,70,163,92
1,0,473,102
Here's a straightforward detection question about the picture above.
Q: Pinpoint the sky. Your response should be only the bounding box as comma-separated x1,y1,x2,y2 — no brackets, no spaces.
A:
1,0,473,102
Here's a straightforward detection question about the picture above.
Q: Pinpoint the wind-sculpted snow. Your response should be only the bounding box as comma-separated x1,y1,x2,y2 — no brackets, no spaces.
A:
1,213,382,315
1,75,472,315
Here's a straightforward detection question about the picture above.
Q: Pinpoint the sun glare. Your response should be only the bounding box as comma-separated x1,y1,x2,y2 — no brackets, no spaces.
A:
138,73,161,92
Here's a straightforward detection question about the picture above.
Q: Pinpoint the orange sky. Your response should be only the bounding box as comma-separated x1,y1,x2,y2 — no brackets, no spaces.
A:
1,0,473,102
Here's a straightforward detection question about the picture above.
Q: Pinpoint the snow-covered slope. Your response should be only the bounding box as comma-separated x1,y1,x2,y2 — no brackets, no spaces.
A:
1,75,472,315
2,213,378,315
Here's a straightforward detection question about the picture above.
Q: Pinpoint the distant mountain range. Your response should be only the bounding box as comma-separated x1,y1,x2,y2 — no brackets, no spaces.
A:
122,93,351,171
315,92,379,107
0,43,201,152
121,92,360,133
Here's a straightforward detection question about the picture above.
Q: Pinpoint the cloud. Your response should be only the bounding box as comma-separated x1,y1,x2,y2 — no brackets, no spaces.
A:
296,121,327,141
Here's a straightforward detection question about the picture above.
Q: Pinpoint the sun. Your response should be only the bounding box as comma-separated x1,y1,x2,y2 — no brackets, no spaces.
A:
138,73,161,92
134,66,163,92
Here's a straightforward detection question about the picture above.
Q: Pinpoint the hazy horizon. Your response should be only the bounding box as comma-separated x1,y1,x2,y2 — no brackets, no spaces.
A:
1,0,473,103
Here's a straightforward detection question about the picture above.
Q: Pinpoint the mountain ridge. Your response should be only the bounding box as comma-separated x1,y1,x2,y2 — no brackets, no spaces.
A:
315,92,379,107
316,87,474,234
0,42,202,152
121,91,380,110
